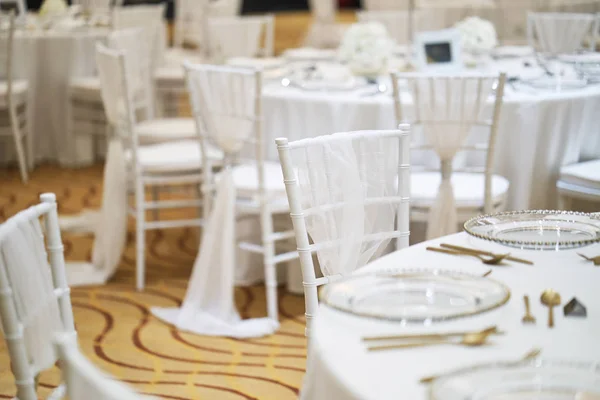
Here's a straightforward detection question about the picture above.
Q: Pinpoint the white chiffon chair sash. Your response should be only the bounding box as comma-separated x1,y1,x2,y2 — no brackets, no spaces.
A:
0,216,62,372
528,12,597,54
208,16,273,59
405,75,495,239
290,132,403,276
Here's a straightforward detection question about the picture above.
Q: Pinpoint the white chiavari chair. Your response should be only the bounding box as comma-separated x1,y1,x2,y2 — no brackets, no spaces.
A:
186,62,297,323
527,12,599,54
54,333,150,400
304,0,346,48
208,14,274,59
391,72,509,239
557,160,600,209
95,44,218,291
275,127,411,337
356,10,417,45
0,12,29,182
363,0,411,10
0,193,77,400
71,0,112,15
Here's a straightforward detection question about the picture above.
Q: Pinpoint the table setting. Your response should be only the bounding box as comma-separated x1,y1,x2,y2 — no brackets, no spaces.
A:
302,210,600,399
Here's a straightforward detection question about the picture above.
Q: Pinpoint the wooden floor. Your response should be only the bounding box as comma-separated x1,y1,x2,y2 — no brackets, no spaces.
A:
0,11,363,400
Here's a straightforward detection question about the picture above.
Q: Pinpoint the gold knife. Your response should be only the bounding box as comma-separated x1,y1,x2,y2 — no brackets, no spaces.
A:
440,243,533,265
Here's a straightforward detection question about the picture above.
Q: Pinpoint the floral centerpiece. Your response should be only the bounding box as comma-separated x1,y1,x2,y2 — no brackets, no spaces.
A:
39,0,68,18
338,22,394,78
454,16,498,55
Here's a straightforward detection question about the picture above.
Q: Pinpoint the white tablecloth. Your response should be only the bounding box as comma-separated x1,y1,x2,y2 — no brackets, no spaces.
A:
2,28,109,166
261,58,600,211
302,232,600,399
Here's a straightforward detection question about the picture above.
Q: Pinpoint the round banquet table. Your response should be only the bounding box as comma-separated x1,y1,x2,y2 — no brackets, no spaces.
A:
0,28,108,166
301,232,600,399
261,56,600,211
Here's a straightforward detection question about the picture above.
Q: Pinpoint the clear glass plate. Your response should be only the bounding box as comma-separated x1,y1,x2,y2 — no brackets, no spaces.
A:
319,269,510,323
518,76,588,91
430,359,600,400
464,211,600,250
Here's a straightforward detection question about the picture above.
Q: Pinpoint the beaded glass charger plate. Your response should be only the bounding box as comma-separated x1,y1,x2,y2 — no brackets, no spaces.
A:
319,269,509,323
464,211,600,250
430,359,600,400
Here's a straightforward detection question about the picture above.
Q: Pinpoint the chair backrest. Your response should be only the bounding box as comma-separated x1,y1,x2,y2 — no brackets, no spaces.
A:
363,0,411,10
527,12,599,54
71,0,112,13
308,0,337,22
185,62,262,215
95,43,138,161
108,28,155,120
0,0,27,24
0,193,76,400
275,128,411,336
112,4,166,70
173,0,241,49
54,333,149,400
391,72,506,237
356,10,416,44
208,14,274,59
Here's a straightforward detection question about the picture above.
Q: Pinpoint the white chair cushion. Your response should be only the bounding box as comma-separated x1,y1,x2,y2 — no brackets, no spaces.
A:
127,140,221,173
163,48,203,67
0,80,28,106
135,118,198,143
559,160,600,189
231,162,286,194
155,65,185,86
69,77,102,101
411,172,510,208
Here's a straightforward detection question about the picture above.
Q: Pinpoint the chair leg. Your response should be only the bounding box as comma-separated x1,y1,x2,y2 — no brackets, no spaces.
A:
261,210,278,322
151,186,160,221
135,181,146,291
13,125,28,183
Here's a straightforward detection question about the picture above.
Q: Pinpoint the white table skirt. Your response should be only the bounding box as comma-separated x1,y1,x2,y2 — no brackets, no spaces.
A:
0,29,108,166
261,60,600,211
302,232,600,399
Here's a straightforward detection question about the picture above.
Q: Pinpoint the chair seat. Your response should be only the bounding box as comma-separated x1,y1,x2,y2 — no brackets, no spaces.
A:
227,162,289,212
0,80,28,106
155,65,186,86
127,140,222,173
559,160,600,190
69,77,102,101
411,172,510,208
135,118,197,144
163,48,203,67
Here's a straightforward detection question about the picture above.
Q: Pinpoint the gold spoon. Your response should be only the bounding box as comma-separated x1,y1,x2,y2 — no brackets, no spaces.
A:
541,289,561,328
367,329,494,351
363,326,499,342
419,348,542,384
577,253,600,266
522,295,536,324
427,247,510,265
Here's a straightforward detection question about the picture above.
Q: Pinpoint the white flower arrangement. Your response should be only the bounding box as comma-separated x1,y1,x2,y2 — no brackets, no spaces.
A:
454,16,498,54
338,22,394,77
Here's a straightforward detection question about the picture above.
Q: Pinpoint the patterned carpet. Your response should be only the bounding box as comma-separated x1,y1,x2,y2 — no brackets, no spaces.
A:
0,164,307,400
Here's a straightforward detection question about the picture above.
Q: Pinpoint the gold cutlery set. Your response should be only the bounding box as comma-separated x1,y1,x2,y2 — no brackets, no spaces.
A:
426,243,534,265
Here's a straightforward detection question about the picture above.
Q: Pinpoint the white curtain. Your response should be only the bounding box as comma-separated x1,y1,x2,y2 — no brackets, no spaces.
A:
529,13,596,54
405,76,495,239
0,216,62,373
151,172,278,338
290,132,401,277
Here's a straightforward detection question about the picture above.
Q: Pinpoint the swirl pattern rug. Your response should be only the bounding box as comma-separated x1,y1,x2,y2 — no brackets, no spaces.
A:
0,165,306,400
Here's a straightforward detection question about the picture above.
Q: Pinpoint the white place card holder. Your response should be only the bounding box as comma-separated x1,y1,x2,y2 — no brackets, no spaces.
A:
414,28,463,72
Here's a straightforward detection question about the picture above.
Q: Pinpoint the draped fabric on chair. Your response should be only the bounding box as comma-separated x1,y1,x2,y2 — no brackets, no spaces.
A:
0,217,63,373
356,11,414,45
363,0,411,11
402,74,497,239
276,128,411,336
527,12,599,54
151,63,279,338
208,15,274,60
304,0,343,48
